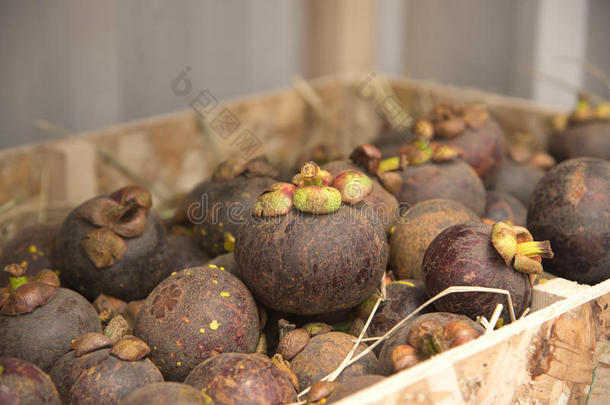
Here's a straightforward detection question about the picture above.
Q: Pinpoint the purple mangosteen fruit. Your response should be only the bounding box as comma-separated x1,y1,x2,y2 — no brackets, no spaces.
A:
173,157,279,257
236,162,387,315
423,222,553,322
492,160,545,206
389,199,480,280
134,265,259,381
0,223,60,287
118,382,207,405
0,357,61,405
484,191,527,226
527,157,609,284
184,353,297,405
0,265,101,371
56,185,170,301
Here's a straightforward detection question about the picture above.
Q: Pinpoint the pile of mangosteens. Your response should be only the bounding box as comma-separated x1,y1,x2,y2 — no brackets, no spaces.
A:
0,94,608,405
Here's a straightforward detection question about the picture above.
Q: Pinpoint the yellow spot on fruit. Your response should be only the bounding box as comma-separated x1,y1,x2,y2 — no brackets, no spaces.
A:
212,280,218,284
0,365,4,375
28,245,37,253
200,229,207,237
199,328,205,334
181,317,190,324
210,320,220,330
71,339,76,344
20,260,28,267
171,272,177,276
208,264,218,269
186,271,191,276
218,222,224,231
201,388,213,404
88,368,96,375
176,362,181,367
223,232,235,252
390,225,396,235
219,266,225,271
220,292,230,297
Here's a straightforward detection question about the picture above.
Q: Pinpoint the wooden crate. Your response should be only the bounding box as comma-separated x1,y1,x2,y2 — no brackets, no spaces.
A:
0,75,607,404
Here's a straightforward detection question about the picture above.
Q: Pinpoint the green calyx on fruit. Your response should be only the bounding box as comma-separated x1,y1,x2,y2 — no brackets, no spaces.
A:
378,156,401,175
253,183,296,217
1,265,60,315
77,185,153,268
399,140,433,166
253,162,373,216
413,120,434,142
332,170,373,204
430,143,464,162
491,222,554,279
564,93,610,125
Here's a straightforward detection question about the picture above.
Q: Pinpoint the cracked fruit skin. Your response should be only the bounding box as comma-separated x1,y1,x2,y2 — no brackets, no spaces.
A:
0,357,61,405
394,160,486,217
423,222,532,322
0,288,101,372
185,353,297,405
235,204,387,315
134,266,259,381
527,157,610,284
56,199,169,301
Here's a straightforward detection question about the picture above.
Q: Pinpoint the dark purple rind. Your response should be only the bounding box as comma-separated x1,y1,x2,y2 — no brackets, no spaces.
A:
527,157,610,284
118,382,206,405
322,160,399,234
492,161,545,206
550,121,610,162
188,176,277,256
0,288,101,371
49,348,111,402
440,117,506,187
395,160,486,217
289,332,379,390
368,280,430,338
423,222,532,321
377,312,484,375
57,204,169,301
327,374,386,403
484,191,527,226
168,235,210,274
235,205,387,315
134,266,259,381
184,353,297,405
0,223,60,287
0,357,61,405
390,199,480,280
69,354,163,405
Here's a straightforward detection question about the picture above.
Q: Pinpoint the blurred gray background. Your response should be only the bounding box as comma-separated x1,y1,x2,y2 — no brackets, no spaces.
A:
1,0,608,148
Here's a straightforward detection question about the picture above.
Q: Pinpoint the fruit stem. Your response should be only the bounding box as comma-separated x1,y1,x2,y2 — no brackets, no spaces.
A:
378,157,400,174
301,162,322,186
516,241,554,258
421,334,444,357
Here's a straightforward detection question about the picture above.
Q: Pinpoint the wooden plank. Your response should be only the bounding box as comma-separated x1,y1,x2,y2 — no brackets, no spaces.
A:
333,279,610,405
306,0,376,77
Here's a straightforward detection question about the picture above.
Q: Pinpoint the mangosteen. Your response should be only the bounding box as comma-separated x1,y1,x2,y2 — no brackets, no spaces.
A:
172,157,279,257
355,280,430,338
168,234,210,273
236,162,387,315
0,223,59,287
377,138,487,216
325,375,385,403
58,334,164,405
389,199,480,280
527,157,610,284
289,332,378,389
485,191,527,226
0,265,101,371
0,357,61,404
423,222,553,322
322,144,399,234
377,312,484,375
492,160,545,206
184,353,297,405
417,103,506,186
56,185,170,301
550,96,610,161
134,266,259,381
118,382,207,405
